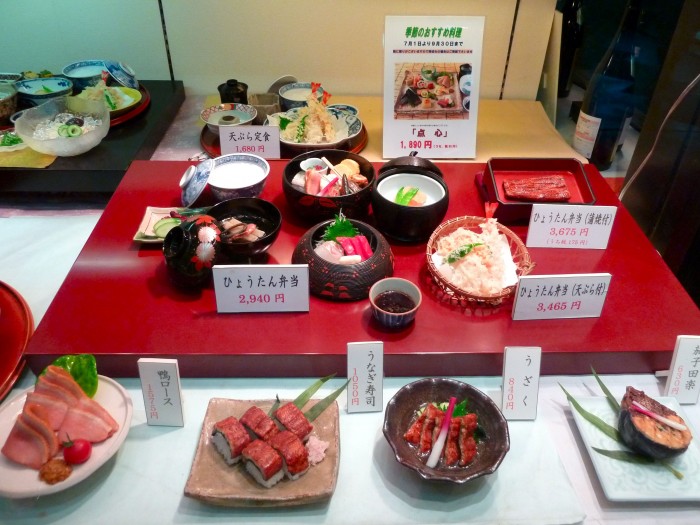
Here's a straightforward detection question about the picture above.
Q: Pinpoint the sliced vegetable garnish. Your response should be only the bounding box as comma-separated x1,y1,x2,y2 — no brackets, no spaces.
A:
0,131,23,147
426,396,456,468
153,217,181,239
395,186,419,206
446,243,483,264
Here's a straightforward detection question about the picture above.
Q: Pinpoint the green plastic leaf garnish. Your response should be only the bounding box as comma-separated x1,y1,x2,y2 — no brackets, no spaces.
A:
278,116,291,130
560,384,620,442
304,378,350,422
293,373,336,410
322,213,359,242
591,366,620,414
44,354,99,398
592,447,684,480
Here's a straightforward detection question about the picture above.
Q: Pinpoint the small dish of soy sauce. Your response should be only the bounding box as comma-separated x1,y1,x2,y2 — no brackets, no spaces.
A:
369,277,422,329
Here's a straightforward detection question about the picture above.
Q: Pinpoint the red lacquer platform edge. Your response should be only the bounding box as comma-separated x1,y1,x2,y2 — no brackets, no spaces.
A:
24,160,700,378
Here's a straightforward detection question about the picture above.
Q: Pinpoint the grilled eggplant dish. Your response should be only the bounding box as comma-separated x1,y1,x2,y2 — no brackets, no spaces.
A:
618,386,693,460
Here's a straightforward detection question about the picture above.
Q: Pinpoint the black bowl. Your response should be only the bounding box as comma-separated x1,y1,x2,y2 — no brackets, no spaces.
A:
208,198,282,259
372,167,449,243
282,149,375,222
383,378,510,483
291,219,393,301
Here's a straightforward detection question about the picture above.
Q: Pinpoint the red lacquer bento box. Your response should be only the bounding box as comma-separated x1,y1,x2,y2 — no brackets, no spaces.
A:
476,157,596,224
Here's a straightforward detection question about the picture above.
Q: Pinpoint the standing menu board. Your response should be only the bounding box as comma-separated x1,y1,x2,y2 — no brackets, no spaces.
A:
383,16,484,159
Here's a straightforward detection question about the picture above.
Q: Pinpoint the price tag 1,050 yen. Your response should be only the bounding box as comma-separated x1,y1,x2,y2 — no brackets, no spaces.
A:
212,264,309,313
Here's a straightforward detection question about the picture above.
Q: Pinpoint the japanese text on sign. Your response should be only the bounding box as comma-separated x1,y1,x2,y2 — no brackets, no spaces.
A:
502,346,542,420
137,358,185,427
513,273,612,320
527,204,617,249
220,125,281,158
347,342,384,413
213,264,309,313
665,336,700,404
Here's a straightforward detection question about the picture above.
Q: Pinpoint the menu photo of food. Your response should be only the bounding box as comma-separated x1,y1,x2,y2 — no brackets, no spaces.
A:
392,63,470,119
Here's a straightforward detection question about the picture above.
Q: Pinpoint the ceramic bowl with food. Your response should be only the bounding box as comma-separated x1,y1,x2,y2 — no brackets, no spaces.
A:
200,103,257,134
207,153,270,201
266,106,362,153
207,198,282,260
15,77,74,107
0,83,17,125
14,96,109,156
383,377,510,483
291,218,393,301
369,277,422,329
278,82,324,111
62,60,107,91
372,170,449,243
283,149,374,222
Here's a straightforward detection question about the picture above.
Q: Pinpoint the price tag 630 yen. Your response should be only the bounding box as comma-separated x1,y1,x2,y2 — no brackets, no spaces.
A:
512,273,611,320
526,204,617,249
212,264,309,312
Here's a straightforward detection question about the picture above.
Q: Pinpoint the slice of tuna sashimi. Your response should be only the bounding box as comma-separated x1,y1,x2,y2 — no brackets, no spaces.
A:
1,417,52,470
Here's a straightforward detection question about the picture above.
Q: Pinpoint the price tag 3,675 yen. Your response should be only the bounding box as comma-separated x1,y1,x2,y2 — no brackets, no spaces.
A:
212,264,309,312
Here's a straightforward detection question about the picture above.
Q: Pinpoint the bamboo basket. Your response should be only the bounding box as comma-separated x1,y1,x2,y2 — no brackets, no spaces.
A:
425,216,535,306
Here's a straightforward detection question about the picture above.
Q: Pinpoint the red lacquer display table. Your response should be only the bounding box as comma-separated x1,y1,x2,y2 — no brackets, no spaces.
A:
25,160,700,378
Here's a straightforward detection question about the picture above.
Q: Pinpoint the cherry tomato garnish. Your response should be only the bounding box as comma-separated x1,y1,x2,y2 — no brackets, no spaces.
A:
62,437,92,464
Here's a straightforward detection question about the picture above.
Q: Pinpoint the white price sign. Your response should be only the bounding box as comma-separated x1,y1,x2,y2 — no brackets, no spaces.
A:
664,335,700,404
347,342,384,413
526,204,617,249
501,346,542,420
212,264,309,312
219,125,281,158
513,273,611,320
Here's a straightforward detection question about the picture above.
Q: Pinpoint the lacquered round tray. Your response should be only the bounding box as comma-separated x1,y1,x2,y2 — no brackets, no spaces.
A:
200,123,368,159
0,281,34,400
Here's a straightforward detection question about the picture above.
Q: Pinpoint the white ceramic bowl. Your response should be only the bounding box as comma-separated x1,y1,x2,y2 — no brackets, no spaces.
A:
15,77,74,107
207,154,270,201
278,82,324,111
14,96,109,156
200,103,257,133
376,172,446,206
62,60,106,91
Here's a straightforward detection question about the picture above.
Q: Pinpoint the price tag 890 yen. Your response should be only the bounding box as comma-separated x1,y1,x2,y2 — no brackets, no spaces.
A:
212,264,309,313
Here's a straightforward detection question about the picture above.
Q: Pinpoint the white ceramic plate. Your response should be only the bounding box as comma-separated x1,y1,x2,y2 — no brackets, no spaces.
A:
133,206,181,243
0,375,133,498
184,397,339,507
570,396,700,501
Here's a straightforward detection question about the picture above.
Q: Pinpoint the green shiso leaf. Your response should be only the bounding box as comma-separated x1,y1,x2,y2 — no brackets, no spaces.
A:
293,373,336,410
304,378,350,422
278,116,292,130
592,447,684,480
591,366,620,414
560,384,621,442
322,214,359,242
452,399,469,417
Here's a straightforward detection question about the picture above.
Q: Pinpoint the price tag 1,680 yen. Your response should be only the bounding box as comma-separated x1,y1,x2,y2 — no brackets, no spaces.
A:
526,204,617,249
212,264,309,312
219,125,281,158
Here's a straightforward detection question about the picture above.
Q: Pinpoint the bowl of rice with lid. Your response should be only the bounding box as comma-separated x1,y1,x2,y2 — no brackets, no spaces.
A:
426,216,534,306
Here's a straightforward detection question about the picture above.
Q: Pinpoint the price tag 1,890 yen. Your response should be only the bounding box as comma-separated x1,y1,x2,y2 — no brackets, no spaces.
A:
212,264,309,312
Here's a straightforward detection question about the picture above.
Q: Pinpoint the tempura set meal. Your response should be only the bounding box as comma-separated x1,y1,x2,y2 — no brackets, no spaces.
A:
431,218,517,297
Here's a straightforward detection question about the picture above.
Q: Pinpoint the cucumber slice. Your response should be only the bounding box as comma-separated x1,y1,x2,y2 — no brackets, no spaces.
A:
67,124,82,137
153,217,181,238
58,125,70,137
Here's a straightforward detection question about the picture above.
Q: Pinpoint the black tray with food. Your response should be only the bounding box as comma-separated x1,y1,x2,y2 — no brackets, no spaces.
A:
476,157,596,224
